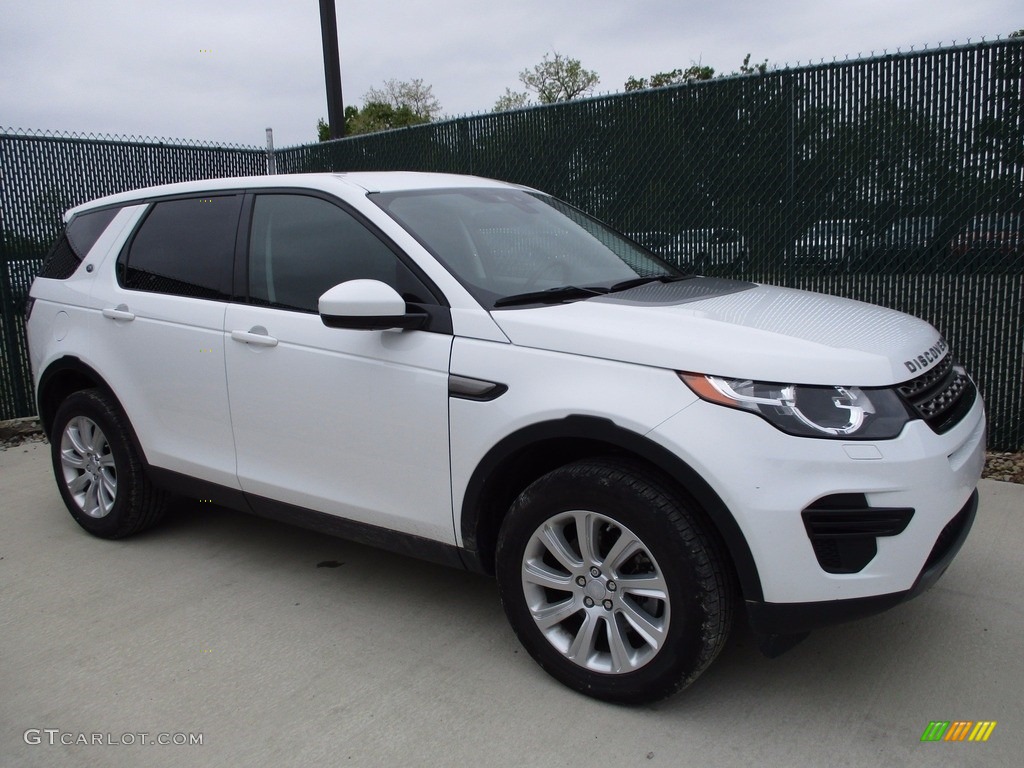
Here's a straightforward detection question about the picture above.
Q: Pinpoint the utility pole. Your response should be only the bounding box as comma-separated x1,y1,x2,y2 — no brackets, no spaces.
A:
319,0,345,139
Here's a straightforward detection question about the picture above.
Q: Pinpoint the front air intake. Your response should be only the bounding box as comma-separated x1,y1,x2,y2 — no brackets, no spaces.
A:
802,494,915,574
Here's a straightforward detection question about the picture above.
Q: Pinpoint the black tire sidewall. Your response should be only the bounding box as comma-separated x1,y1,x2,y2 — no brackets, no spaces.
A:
496,461,725,704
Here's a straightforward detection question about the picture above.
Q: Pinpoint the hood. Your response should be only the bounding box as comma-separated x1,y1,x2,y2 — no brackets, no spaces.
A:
489,279,943,386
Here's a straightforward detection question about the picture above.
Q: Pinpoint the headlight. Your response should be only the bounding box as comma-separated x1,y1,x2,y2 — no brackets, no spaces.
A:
678,373,910,439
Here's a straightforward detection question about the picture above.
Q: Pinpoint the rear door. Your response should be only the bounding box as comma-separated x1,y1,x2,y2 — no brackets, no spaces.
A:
89,194,242,487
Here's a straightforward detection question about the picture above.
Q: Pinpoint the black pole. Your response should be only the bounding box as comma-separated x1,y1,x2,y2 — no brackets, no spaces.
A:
319,0,345,139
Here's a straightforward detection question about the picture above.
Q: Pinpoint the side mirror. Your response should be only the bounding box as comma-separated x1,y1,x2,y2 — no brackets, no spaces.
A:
318,280,427,330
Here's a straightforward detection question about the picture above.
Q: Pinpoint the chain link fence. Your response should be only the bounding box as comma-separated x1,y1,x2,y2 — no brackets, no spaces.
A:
2,39,1021,447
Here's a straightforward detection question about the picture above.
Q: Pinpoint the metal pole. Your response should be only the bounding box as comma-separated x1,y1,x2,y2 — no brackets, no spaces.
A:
319,0,345,139
265,127,277,174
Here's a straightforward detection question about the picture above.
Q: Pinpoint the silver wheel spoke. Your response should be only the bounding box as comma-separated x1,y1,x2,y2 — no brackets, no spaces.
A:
61,450,87,469
79,419,98,453
66,422,89,455
532,597,579,630
523,560,573,591
615,573,669,600
572,511,599,567
84,478,100,515
566,612,600,662
539,523,582,572
617,599,667,650
606,616,633,673
99,472,117,509
68,473,90,494
603,531,642,573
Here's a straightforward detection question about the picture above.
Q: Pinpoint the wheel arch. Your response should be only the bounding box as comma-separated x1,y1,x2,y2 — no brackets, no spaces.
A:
459,415,764,602
37,357,145,462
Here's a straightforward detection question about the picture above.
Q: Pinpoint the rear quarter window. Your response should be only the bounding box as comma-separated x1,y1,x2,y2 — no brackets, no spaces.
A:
37,206,123,280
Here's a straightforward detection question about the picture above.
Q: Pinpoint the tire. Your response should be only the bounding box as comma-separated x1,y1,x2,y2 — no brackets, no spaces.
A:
50,389,167,539
496,458,734,704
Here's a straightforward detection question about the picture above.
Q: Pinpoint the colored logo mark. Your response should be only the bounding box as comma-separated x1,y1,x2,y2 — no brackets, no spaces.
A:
921,721,997,742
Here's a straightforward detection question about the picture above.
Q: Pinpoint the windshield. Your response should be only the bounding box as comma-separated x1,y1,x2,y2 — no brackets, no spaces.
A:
372,188,680,307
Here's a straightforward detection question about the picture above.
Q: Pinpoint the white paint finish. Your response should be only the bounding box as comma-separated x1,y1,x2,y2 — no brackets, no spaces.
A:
224,303,454,542
86,287,238,486
448,336,697,547
491,283,942,386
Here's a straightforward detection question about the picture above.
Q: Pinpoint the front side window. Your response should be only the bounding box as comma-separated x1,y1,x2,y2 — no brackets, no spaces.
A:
372,188,679,307
247,193,434,313
119,195,242,299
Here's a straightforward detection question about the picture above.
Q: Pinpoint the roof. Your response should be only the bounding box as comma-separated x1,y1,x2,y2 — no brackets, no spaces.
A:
66,171,524,219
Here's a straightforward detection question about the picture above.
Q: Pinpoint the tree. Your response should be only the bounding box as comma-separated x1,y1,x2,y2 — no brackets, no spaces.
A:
734,53,769,76
364,78,441,121
624,65,714,91
625,54,768,92
493,87,532,112
317,79,441,139
518,51,599,104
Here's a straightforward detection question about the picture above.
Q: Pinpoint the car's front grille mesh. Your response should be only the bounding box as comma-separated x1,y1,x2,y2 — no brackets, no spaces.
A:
897,353,975,434
897,355,953,399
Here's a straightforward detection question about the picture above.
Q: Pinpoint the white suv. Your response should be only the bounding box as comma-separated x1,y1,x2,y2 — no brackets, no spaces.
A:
26,172,985,703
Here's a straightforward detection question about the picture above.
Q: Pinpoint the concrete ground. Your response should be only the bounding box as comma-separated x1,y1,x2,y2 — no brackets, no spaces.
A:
1,440,1020,768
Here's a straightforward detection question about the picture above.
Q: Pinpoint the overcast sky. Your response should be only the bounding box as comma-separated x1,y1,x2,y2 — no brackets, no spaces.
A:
1,1,1020,149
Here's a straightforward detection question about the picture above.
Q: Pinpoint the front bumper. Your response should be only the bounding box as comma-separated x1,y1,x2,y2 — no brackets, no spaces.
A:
648,387,986,606
745,489,977,636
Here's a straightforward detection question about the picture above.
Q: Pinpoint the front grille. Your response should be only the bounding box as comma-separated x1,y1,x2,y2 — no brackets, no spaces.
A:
897,353,976,434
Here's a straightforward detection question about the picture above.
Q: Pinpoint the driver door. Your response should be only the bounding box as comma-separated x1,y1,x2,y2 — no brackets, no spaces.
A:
224,192,455,543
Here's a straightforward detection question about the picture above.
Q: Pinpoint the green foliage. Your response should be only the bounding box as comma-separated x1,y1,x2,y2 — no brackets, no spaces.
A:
317,79,440,140
625,66,714,91
364,79,441,121
493,88,532,112
518,52,599,104
736,53,769,76
625,54,768,92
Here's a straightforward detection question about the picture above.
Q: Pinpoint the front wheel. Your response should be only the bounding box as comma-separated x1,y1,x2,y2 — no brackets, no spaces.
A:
496,459,734,704
51,389,167,539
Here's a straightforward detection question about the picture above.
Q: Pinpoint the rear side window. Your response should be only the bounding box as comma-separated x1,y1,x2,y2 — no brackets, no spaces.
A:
119,195,242,300
38,207,122,280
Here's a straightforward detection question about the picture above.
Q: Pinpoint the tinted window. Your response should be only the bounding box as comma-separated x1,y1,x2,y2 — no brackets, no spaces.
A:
248,194,433,312
120,195,242,299
38,207,122,280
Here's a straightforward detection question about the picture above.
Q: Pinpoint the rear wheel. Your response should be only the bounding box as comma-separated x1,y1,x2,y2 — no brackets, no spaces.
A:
51,389,167,538
496,459,733,704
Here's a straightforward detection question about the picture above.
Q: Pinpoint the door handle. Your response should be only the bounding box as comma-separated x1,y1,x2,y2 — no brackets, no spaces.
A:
102,304,135,321
230,327,278,347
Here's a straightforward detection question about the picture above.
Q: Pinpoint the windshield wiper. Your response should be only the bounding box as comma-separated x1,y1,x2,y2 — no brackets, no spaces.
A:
607,275,695,293
493,285,610,308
